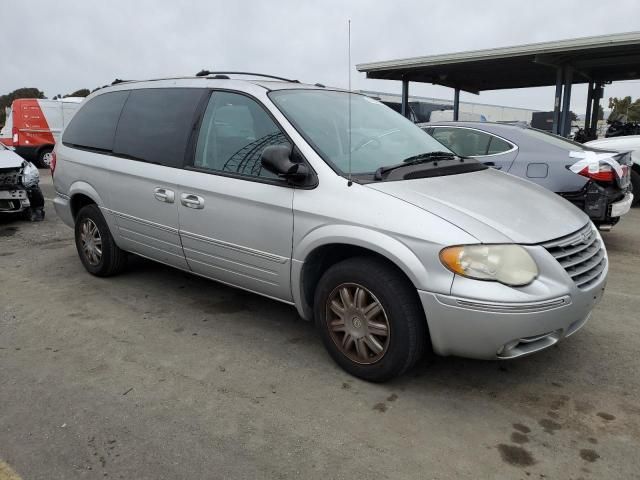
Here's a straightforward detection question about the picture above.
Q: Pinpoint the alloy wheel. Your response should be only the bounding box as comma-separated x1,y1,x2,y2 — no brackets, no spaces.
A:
79,218,102,266
42,151,53,166
325,283,390,364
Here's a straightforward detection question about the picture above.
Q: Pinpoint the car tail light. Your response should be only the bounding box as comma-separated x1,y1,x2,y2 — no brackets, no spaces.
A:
12,127,18,144
50,151,57,176
575,163,615,182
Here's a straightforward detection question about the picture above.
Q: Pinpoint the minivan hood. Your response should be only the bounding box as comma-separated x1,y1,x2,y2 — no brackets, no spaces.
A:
366,168,588,244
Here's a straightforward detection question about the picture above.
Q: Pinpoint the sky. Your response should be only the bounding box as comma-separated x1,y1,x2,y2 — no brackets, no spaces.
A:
3,0,640,113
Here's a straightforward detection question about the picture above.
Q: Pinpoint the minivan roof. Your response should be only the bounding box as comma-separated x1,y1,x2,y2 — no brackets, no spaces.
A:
95,76,331,93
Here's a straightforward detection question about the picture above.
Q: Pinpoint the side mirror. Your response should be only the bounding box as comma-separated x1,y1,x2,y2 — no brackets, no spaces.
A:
261,144,310,183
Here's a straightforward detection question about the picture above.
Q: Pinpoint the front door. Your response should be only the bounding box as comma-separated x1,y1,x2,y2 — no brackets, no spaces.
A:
175,91,295,301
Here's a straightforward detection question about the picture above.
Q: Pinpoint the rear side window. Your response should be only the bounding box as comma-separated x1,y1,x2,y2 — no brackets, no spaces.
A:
113,88,205,168
62,91,129,151
431,127,492,157
486,136,512,154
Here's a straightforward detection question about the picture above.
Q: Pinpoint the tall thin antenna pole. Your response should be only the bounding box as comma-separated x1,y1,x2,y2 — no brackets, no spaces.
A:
347,19,353,186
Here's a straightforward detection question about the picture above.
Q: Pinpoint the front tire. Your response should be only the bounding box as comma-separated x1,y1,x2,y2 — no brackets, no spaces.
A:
74,204,127,276
314,257,430,382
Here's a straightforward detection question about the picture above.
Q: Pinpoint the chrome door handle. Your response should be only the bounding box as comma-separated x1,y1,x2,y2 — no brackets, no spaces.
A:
180,193,205,209
154,187,175,203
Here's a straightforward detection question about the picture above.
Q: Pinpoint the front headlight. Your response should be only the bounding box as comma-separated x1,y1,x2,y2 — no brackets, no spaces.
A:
439,244,538,286
21,161,40,188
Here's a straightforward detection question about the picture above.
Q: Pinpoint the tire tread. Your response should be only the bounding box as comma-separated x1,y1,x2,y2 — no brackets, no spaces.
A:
314,256,430,382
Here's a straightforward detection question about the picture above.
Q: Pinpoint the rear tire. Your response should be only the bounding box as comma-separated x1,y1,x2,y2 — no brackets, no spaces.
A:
74,204,127,276
36,147,53,168
631,168,640,207
314,256,430,382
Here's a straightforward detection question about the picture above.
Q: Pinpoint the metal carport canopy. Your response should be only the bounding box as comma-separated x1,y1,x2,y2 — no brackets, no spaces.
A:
356,31,640,135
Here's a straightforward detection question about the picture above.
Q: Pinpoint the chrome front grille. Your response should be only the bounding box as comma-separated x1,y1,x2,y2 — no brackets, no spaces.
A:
542,223,606,290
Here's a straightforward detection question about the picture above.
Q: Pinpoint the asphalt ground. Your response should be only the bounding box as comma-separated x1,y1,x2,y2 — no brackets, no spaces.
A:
1,170,639,479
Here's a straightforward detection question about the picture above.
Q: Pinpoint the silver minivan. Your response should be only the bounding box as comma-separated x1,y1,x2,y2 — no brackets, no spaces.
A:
52,74,607,381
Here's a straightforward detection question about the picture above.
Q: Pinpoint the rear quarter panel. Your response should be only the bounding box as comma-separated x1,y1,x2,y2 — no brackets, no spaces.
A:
53,143,120,239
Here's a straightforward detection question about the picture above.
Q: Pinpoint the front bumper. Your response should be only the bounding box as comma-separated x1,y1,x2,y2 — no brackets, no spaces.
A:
610,192,633,218
0,188,29,213
418,274,606,360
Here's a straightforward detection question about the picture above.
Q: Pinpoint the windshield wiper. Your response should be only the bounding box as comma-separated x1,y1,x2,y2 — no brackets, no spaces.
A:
374,151,457,180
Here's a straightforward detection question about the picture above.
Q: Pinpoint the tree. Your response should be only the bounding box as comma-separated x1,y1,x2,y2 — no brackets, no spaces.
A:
64,89,90,98
608,96,640,122
0,88,46,126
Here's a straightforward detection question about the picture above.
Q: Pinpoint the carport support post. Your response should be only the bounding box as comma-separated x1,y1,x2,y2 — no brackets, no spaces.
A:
552,67,564,135
590,83,603,136
453,88,460,121
584,81,594,134
560,66,573,137
401,78,409,118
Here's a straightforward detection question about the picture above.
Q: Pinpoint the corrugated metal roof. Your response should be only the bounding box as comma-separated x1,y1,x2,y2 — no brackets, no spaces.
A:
356,31,640,92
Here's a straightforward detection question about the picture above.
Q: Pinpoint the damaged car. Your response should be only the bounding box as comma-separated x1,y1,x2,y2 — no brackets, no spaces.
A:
0,142,45,221
422,122,634,230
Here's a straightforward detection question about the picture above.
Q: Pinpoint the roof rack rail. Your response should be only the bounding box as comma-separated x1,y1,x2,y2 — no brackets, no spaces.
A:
111,78,134,85
195,70,300,83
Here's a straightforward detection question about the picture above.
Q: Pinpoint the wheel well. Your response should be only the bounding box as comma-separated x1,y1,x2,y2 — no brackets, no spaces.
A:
70,194,96,220
300,243,417,318
36,145,54,157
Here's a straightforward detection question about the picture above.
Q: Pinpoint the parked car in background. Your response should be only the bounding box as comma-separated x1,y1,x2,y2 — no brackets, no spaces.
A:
0,142,45,220
585,135,640,206
0,97,83,167
421,122,634,229
53,76,607,381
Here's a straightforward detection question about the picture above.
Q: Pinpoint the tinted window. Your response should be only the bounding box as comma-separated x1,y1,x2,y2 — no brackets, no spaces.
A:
430,127,492,156
114,88,204,168
62,91,129,151
194,92,288,179
487,136,512,154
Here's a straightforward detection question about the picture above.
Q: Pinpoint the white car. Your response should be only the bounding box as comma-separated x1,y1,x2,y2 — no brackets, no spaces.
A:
0,142,41,218
586,136,640,206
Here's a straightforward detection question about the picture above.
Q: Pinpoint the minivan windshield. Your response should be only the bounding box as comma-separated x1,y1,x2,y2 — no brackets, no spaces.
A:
269,90,454,176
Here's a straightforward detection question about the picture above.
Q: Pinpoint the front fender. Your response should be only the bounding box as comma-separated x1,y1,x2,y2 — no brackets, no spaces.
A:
294,224,430,286
292,224,447,320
